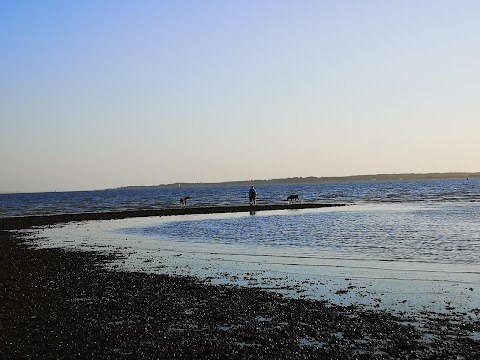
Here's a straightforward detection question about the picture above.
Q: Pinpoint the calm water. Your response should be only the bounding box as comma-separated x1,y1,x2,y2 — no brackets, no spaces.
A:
18,178,480,317
122,202,480,265
1,178,479,218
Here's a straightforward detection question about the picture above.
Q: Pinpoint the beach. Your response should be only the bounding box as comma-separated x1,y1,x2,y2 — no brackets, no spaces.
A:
1,209,480,359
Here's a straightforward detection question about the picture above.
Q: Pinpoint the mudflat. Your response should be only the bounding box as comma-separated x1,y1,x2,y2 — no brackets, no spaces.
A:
0,203,345,230
1,211,479,359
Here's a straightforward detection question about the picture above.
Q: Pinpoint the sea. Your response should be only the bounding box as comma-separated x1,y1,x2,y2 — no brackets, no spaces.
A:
4,178,480,323
2,178,479,218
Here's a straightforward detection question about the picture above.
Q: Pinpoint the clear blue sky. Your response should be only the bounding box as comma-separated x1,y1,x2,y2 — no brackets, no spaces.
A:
1,1,479,192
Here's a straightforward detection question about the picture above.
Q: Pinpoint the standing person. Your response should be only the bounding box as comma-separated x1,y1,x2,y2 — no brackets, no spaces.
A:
249,186,257,206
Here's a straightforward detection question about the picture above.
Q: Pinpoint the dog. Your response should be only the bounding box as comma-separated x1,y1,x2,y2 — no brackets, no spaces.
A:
287,194,299,203
180,196,191,206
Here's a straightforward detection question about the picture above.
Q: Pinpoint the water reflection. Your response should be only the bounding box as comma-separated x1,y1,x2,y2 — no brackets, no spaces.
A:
27,203,480,317
122,203,480,265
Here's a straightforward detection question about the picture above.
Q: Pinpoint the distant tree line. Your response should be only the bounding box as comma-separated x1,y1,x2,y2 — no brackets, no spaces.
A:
115,172,479,190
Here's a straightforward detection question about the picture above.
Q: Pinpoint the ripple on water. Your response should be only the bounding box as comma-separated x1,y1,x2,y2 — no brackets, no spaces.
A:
28,203,480,318
122,203,480,265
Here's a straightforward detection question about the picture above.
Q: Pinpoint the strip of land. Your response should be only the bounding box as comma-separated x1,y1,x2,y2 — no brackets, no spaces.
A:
0,203,345,230
1,211,479,358
118,172,479,189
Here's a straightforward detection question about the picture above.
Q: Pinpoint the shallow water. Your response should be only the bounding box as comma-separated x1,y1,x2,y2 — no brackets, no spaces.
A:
123,203,480,264
27,203,480,319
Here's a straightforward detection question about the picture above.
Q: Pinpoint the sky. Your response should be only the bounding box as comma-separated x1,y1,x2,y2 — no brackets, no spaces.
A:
1,1,479,193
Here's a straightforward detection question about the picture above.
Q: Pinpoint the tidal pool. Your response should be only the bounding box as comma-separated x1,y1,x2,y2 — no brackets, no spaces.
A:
26,205,480,319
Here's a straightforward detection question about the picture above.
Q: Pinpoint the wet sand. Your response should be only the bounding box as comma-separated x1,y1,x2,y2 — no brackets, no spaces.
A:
1,209,480,359
0,203,345,230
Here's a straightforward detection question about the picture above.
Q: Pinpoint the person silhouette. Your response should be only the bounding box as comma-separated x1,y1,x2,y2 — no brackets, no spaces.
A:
248,186,257,206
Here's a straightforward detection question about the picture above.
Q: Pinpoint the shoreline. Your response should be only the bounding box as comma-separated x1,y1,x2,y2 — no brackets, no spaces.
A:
1,212,480,358
0,203,345,230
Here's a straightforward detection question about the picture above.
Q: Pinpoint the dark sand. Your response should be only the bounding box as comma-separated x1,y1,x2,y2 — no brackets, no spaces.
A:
0,203,345,229
1,207,480,359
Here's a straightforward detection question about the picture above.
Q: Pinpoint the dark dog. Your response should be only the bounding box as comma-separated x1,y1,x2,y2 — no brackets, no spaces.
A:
180,196,191,206
287,194,299,203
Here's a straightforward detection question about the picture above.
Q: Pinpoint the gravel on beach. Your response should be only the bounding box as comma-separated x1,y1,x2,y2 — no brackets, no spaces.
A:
1,212,480,359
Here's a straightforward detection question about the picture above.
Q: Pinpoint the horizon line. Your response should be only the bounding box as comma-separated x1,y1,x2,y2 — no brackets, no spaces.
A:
118,171,479,190
2,171,478,195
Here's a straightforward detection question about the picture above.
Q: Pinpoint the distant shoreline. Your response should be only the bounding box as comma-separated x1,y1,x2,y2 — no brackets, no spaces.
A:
1,172,477,195
117,171,479,190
